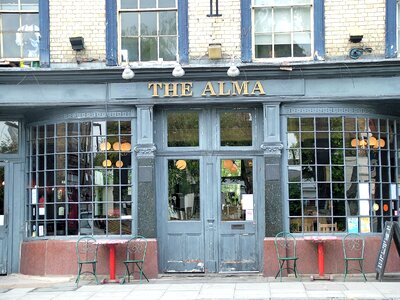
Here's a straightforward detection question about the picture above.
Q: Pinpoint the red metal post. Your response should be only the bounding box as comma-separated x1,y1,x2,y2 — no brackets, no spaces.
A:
109,244,116,280
317,242,325,277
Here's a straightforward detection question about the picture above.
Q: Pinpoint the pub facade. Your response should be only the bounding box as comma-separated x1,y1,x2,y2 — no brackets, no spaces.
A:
0,0,399,277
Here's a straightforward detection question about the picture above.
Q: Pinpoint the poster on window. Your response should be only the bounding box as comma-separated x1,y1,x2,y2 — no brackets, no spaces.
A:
359,200,370,216
31,188,37,204
390,184,397,199
360,217,370,233
347,217,358,233
241,194,253,210
359,183,370,199
245,209,254,221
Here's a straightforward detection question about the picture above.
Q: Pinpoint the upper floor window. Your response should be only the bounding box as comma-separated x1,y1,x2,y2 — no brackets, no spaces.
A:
252,0,312,59
118,0,177,62
0,0,39,62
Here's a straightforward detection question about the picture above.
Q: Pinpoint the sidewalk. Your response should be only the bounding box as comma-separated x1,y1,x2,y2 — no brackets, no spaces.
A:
0,273,399,300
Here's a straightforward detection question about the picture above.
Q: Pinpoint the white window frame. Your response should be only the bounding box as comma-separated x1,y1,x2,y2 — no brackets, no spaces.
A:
251,0,314,62
0,0,39,62
117,0,178,64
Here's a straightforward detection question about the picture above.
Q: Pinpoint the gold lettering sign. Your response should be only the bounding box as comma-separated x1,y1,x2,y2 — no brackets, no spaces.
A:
148,81,265,97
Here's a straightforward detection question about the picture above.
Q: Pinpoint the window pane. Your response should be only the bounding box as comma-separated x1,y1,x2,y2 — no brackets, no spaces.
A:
120,0,137,9
140,37,157,61
0,0,18,10
121,37,139,61
274,8,291,32
293,32,311,57
274,34,291,57
121,12,138,36
254,8,272,33
159,36,176,61
168,159,200,221
140,0,156,8
167,112,199,147
255,34,272,58
158,0,176,8
0,121,19,153
293,7,310,31
220,112,252,147
159,11,176,35
140,12,157,35
221,159,253,221
21,0,38,10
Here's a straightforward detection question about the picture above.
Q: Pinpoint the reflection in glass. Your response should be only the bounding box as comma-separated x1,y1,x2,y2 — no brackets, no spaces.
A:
221,159,253,221
167,112,199,147
0,121,19,153
28,120,133,236
168,159,200,221
220,112,252,146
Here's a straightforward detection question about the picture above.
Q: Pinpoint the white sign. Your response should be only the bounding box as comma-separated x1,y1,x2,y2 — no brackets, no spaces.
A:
241,194,253,210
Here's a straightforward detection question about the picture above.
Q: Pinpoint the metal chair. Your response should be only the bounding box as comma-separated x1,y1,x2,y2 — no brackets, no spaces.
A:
342,233,367,281
75,236,99,285
274,231,299,281
122,235,149,283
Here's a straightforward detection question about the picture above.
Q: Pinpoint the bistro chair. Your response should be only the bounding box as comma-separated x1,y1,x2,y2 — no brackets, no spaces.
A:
274,231,299,281
342,233,367,281
122,235,149,283
75,236,99,285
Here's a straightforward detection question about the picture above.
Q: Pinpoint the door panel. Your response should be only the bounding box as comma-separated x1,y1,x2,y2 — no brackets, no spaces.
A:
0,165,7,274
166,231,204,272
218,158,258,272
163,158,204,273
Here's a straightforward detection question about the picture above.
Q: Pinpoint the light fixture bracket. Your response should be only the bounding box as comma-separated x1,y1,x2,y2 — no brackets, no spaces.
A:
69,36,85,51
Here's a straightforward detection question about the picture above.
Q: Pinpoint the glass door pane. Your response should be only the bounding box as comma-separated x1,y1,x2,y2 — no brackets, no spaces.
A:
221,159,253,221
168,159,200,220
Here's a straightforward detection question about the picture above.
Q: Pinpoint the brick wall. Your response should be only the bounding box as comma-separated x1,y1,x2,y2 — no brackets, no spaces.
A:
49,0,106,64
325,0,386,59
188,0,241,62
47,0,388,64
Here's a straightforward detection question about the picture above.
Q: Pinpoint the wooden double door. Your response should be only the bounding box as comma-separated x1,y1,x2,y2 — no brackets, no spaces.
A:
157,156,260,273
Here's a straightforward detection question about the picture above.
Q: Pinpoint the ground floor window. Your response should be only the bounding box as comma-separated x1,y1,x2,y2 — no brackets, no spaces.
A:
286,116,399,233
27,120,133,237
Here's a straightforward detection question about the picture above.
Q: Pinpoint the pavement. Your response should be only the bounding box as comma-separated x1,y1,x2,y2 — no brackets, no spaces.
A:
0,273,399,300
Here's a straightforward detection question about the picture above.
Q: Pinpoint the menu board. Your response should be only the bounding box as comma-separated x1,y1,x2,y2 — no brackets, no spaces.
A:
375,221,400,281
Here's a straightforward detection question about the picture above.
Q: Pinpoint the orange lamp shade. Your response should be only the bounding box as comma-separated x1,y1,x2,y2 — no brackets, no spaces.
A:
223,160,234,169
113,142,121,151
351,139,358,147
383,204,389,212
230,164,238,173
176,160,187,170
368,136,377,146
115,160,123,168
121,142,131,152
102,159,112,168
100,141,111,151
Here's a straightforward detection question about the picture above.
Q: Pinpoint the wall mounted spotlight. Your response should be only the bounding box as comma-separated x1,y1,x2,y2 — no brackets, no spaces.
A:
172,62,185,77
227,64,240,77
227,56,240,77
122,64,134,80
69,36,85,51
349,27,363,43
